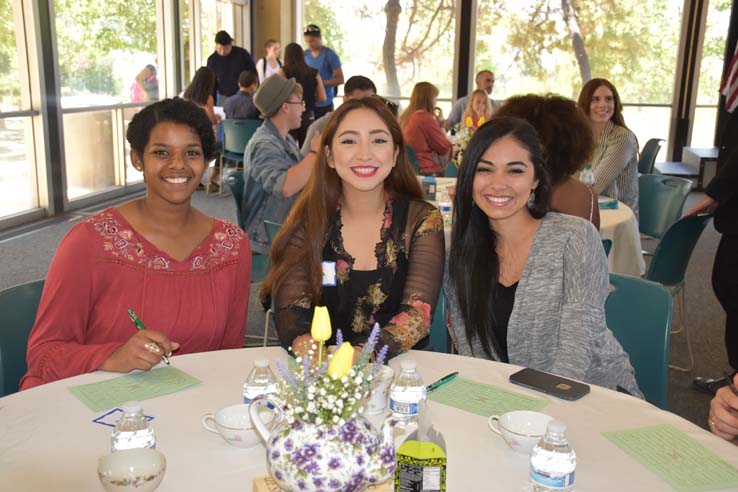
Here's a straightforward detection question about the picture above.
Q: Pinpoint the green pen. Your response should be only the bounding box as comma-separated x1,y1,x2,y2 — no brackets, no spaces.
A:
128,309,170,365
426,371,459,393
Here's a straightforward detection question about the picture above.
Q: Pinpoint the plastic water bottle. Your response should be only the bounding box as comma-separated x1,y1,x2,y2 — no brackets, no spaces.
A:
436,189,453,226
530,420,576,492
581,164,595,187
422,175,437,201
389,360,426,425
243,359,278,404
110,401,155,452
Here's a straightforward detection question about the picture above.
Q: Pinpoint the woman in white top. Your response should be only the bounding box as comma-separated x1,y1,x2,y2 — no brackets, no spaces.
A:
255,39,283,84
577,78,639,216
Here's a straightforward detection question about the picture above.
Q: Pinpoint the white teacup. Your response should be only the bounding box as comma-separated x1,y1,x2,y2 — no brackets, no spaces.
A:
202,403,275,448
488,410,553,455
364,365,395,416
98,448,166,492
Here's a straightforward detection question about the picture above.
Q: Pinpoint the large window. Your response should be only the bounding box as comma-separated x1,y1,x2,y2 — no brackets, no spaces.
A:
54,0,157,200
0,0,39,219
475,0,683,159
303,0,457,113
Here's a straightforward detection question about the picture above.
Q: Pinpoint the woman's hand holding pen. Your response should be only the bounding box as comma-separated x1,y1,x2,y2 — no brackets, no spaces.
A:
99,330,179,373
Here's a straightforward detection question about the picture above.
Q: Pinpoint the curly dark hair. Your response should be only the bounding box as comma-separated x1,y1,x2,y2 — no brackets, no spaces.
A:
183,67,216,106
496,94,593,186
126,97,217,161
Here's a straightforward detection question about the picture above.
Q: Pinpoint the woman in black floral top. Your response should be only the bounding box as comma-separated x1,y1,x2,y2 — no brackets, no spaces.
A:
261,97,445,359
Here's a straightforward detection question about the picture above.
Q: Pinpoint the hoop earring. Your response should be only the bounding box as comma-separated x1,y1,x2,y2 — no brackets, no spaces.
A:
527,190,536,209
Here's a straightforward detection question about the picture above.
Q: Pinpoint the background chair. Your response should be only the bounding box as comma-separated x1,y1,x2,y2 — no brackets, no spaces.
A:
601,239,612,257
605,274,672,409
221,119,262,166
637,138,664,174
444,162,458,177
0,279,44,396
638,174,693,247
405,145,420,174
429,290,449,353
644,214,712,372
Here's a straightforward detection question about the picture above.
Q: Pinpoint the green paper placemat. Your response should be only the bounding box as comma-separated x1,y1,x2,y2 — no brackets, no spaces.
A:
603,424,738,492
427,377,549,416
69,366,201,412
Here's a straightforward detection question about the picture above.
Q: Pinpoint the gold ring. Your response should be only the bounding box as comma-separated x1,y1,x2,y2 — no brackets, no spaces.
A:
144,342,161,354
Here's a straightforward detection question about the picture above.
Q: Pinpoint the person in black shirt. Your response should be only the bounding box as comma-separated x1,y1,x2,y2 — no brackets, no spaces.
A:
206,31,256,104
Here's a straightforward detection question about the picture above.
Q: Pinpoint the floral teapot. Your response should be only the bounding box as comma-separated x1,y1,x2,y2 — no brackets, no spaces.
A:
250,396,397,492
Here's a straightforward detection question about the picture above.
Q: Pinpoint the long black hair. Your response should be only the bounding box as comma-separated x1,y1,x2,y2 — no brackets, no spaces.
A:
448,117,551,358
283,42,313,80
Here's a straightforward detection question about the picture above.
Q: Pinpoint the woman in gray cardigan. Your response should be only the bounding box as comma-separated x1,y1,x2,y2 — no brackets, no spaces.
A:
445,117,642,397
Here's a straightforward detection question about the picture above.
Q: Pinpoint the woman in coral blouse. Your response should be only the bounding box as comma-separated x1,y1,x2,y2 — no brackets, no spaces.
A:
400,82,452,176
21,98,251,390
262,97,444,359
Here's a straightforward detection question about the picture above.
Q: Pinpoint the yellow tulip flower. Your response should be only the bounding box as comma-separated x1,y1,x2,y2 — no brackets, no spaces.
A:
311,306,332,342
327,342,354,379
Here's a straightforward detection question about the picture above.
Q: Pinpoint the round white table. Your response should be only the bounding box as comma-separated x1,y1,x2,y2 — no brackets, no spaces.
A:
599,200,646,277
2,348,736,491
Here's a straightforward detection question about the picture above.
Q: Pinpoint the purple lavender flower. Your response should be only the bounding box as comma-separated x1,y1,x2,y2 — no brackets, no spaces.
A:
276,359,298,390
336,329,344,346
375,344,389,369
302,355,311,384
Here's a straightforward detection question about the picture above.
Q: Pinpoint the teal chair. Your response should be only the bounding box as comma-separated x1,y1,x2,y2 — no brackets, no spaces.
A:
221,119,262,165
264,220,282,243
601,239,612,257
0,279,45,396
637,138,664,175
405,145,420,174
444,162,458,177
429,290,449,353
605,274,672,409
223,171,245,230
638,174,692,243
644,214,712,372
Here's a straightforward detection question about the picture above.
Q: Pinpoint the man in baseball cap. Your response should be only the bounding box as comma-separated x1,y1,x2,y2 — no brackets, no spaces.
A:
240,75,321,254
303,24,344,120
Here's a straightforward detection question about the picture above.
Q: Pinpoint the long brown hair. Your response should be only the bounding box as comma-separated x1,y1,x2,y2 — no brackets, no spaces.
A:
399,82,439,127
261,97,423,305
577,78,628,129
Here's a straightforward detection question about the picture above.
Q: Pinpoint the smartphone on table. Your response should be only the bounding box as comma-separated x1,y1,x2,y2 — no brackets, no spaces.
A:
509,367,590,401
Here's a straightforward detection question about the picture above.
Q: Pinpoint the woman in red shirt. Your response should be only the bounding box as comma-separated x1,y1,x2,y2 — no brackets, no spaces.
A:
400,82,452,176
21,98,251,390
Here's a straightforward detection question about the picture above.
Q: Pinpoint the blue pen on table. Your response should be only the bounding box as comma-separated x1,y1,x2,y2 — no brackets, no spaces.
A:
128,309,171,365
427,371,459,393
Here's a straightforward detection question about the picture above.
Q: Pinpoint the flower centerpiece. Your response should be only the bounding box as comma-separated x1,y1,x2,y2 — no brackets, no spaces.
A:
452,123,475,168
257,306,397,492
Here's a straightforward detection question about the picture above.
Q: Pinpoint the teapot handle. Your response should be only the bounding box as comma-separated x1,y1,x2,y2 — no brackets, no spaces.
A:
249,395,283,443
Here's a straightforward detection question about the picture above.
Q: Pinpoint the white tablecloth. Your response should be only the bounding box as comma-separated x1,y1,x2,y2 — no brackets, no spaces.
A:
2,348,736,491
599,200,646,276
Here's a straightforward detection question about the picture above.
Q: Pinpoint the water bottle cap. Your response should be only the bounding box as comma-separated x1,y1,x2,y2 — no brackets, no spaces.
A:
400,360,416,370
121,401,142,413
547,419,566,434
254,359,269,368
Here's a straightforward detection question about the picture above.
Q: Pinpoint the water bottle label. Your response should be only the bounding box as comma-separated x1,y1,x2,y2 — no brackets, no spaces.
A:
530,468,575,488
390,399,419,415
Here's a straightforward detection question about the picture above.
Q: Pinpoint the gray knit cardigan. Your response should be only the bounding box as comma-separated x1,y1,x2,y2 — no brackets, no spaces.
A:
444,212,643,398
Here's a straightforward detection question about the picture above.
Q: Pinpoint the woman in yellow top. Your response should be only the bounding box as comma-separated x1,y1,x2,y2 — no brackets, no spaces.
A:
461,89,493,130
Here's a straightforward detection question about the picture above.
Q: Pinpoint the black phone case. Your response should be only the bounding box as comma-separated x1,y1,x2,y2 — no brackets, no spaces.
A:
509,367,591,401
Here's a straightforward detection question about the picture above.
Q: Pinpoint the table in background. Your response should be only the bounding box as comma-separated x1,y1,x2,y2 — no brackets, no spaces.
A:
599,200,646,276
2,348,736,491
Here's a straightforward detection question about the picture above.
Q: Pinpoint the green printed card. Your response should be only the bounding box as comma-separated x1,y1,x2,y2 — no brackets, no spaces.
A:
69,366,201,412
427,377,548,416
603,424,738,492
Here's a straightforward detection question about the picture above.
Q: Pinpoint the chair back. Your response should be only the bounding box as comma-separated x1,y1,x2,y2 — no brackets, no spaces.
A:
601,239,612,257
429,290,448,353
638,174,693,239
251,253,270,284
0,279,45,396
444,162,458,177
264,220,282,243
605,274,672,409
405,145,420,174
645,214,712,287
223,172,245,230
637,138,664,174
222,119,262,162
